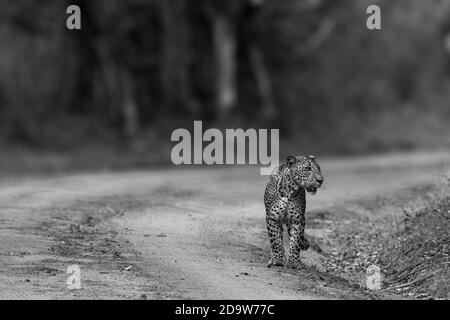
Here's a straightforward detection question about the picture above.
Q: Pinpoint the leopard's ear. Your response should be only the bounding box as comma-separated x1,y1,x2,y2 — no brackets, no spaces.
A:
308,155,315,160
286,156,296,167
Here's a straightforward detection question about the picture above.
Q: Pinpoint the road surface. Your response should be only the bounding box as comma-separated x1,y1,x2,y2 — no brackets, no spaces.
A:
0,151,448,299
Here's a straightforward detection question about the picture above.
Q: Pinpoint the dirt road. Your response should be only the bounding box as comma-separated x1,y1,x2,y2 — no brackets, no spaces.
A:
0,151,448,299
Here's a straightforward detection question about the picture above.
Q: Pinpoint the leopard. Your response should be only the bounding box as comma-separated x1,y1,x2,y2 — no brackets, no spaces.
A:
264,155,324,269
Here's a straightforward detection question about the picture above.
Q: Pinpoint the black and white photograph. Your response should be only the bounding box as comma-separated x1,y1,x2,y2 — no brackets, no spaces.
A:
0,0,449,308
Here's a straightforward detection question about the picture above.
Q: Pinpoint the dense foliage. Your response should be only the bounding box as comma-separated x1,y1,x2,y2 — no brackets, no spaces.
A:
0,0,449,153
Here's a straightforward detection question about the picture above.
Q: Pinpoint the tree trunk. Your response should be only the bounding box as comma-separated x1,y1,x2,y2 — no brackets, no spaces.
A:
249,45,276,121
212,13,237,117
159,0,192,111
119,68,138,140
445,33,450,56
94,40,139,141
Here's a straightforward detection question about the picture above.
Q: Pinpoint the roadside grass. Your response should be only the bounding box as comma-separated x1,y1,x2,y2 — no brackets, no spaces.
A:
310,175,449,299
378,177,449,299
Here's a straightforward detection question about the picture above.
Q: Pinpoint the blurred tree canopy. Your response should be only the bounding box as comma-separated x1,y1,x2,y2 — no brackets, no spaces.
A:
0,0,449,153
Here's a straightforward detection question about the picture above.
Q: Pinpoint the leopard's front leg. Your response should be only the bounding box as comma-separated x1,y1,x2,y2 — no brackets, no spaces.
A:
266,203,285,267
285,199,309,269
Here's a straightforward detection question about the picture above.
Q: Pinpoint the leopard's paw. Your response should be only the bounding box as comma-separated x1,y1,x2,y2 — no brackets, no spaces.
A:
267,257,285,268
285,257,302,269
299,236,310,251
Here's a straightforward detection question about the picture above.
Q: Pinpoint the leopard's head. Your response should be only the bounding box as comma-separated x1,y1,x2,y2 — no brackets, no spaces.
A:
286,155,324,195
